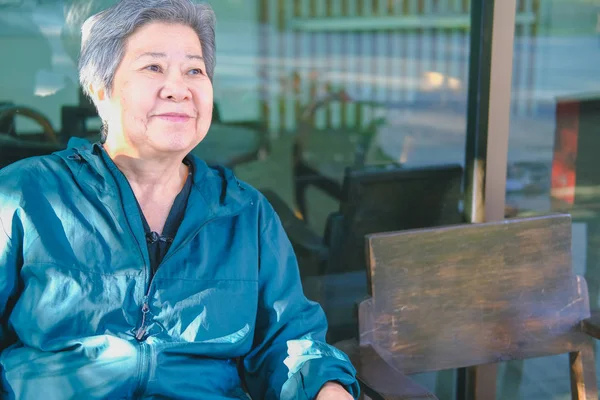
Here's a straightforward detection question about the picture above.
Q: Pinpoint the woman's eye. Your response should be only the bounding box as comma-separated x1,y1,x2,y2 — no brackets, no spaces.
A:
145,65,162,73
188,68,203,76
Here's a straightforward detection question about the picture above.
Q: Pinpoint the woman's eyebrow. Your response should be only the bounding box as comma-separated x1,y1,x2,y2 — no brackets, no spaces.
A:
134,52,204,61
136,52,167,60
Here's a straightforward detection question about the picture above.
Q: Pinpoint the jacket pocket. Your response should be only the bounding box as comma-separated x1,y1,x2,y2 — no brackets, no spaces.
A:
149,278,259,351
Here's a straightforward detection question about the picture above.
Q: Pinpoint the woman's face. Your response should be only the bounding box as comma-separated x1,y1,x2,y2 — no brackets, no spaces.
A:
103,22,213,158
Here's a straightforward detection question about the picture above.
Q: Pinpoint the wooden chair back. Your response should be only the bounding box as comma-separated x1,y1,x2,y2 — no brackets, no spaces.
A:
359,214,597,398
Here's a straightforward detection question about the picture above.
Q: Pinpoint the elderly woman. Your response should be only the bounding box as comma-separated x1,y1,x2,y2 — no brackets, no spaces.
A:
0,1,359,399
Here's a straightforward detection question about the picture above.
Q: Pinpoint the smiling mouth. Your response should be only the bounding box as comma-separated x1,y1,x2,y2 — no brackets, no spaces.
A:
154,113,195,123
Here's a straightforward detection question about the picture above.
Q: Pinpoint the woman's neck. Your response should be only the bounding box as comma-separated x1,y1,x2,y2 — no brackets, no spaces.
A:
102,142,189,210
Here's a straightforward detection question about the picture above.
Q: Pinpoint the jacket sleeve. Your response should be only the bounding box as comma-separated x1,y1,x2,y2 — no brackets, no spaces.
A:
0,215,21,392
243,207,359,400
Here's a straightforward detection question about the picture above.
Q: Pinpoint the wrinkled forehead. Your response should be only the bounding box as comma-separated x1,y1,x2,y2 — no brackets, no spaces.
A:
123,22,204,60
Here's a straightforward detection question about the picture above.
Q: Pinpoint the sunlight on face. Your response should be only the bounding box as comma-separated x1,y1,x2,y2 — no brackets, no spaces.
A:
104,22,213,158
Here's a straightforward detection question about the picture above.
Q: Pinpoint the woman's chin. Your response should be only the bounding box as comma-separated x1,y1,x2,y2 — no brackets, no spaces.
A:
158,142,196,155
146,132,203,155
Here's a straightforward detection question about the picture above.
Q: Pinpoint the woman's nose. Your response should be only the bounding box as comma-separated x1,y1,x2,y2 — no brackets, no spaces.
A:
160,72,190,101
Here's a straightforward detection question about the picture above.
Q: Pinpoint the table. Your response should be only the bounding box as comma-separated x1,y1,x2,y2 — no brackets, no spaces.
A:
0,135,62,169
190,123,262,167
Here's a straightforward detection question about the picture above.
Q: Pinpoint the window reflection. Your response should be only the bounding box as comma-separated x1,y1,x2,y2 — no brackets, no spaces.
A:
504,1,600,399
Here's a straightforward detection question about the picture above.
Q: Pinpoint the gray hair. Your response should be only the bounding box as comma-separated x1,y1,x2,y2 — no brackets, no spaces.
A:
78,0,216,113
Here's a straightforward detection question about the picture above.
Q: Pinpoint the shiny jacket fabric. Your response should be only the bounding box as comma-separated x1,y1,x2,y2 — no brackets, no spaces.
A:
0,141,358,399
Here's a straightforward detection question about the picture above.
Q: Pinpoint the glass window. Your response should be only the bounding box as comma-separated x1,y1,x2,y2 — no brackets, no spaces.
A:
208,5,473,384
0,0,473,227
0,0,478,397
505,0,600,398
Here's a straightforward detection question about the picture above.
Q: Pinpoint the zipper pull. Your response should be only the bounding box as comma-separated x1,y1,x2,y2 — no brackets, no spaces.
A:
135,297,150,341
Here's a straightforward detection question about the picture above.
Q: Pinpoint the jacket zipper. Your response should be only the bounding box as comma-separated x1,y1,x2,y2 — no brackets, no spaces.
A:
133,210,245,341
135,296,150,340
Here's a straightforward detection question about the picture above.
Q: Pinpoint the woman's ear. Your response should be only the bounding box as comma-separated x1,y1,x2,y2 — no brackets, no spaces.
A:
88,83,106,102
88,83,110,120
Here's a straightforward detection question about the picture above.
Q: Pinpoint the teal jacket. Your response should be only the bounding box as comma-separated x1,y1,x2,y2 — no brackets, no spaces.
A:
0,140,359,399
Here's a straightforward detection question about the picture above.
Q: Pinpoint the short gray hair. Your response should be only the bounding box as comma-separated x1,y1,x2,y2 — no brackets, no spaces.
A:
79,0,216,106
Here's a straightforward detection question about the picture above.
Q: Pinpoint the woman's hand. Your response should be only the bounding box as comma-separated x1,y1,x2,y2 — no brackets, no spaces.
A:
315,382,353,399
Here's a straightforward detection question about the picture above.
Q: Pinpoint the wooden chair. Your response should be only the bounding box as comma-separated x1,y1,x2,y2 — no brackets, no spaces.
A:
0,104,62,169
337,214,600,399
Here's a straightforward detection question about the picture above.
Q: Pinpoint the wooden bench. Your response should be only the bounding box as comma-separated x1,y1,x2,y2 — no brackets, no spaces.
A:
337,214,600,399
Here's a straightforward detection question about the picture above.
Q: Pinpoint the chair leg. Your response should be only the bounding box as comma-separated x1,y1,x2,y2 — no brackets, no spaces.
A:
467,364,497,400
456,367,467,399
570,341,598,400
293,178,308,223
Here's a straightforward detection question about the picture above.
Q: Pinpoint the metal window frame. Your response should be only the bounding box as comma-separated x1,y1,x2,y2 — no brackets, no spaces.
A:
460,0,518,398
464,0,518,225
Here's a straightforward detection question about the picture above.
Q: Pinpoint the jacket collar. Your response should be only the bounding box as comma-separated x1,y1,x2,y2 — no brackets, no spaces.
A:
56,138,252,221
